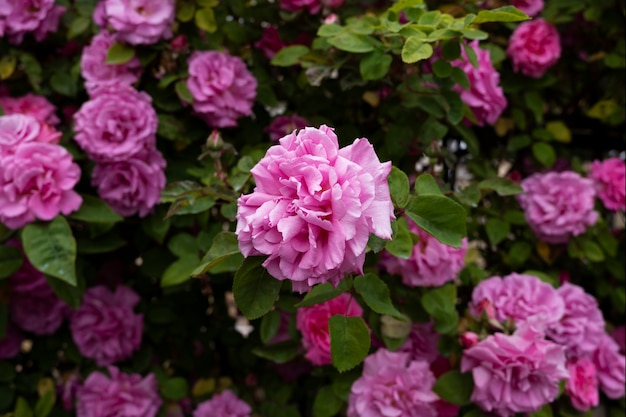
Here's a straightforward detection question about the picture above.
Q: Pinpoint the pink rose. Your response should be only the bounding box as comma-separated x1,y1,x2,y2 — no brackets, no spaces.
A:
399,321,440,363
92,149,166,217
612,326,626,354
566,356,599,412
380,218,467,287
236,126,394,292
511,0,544,16
1,0,64,44
348,349,439,417
76,367,162,417
0,142,82,229
0,93,59,125
517,171,598,244
186,51,257,128
461,330,569,416
0,323,23,359
0,114,60,154
451,40,507,126
589,157,625,212
265,114,309,141
592,334,626,399
73,86,157,162
80,31,142,95
507,19,561,78
193,390,251,417
280,0,323,14
296,293,363,365
255,27,287,60
102,0,175,45
70,285,143,366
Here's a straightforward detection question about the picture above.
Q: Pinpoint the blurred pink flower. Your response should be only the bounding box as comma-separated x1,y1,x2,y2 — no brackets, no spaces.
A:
0,323,23,359
589,157,625,212
280,0,323,14
511,0,544,16
399,321,440,363
265,114,309,141
255,27,287,60
0,114,60,154
0,93,59,125
592,334,626,399
611,326,626,354
507,19,561,78
565,356,599,412
102,0,175,45
1,0,64,44
193,390,251,417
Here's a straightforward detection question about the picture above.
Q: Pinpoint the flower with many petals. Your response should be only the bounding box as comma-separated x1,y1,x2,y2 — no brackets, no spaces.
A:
0,93,59,125
592,334,626,400
101,0,175,45
193,390,251,417
507,19,561,78
589,157,625,212
1,0,64,44
566,356,599,412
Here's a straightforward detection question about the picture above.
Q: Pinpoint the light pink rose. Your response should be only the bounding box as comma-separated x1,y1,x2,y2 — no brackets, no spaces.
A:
236,126,395,292
0,142,82,229
92,149,166,217
566,356,599,412
399,321,440,363
103,0,175,45
186,51,257,128
0,114,60,154
76,367,162,417
517,171,598,244
193,390,251,417
70,285,143,366
589,157,625,212
507,19,561,78
1,0,64,44
451,40,507,125
0,323,23,359
0,93,59,124
296,293,363,365
461,330,569,416
380,218,467,287
73,86,157,162
592,334,626,399
348,349,439,417
265,114,309,141
81,31,142,95
511,0,544,16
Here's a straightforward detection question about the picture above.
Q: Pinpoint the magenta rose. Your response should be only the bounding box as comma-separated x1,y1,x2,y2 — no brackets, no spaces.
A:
236,125,394,292
0,142,82,229
265,114,310,141
92,149,166,217
73,86,157,162
102,0,175,45
589,157,625,212
0,323,24,359
70,285,143,366
507,19,561,78
0,93,59,125
612,326,626,354
80,31,142,95
380,218,467,287
398,321,440,363
296,293,363,365
186,51,257,128
280,0,323,14
461,330,569,416
451,40,507,125
546,283,605,356
348,349,439,417
566,356,599,412
255,26,287,60
592,334,626,399
517,171,598,244
76,367,162,417
511,0,544,16
193,390,251,417
1,0,64,44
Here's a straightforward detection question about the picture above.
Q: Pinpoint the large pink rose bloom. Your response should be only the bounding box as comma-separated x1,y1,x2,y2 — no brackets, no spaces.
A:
589,157,625,212
265,114,309,142
296,293,363,365
511,0,544,16
193,390,251,417
70,285,143,366
546,283,605,356
517,171,598,244
0,142,82,229
348,349,439,417
1,0,64,44
92,149,166,217
0,323,24,359
507,19,561,78
380,218,467,287
0,114,61,154
186,51,257,128
236,126,394,292
592,334,626,399
565,356,599,412
451,40,507,126
461,330,569,416
470,273,565,328
81,31,142,95
0,93,59,125
73,86,157,162
102,0,175,45
76,367,162,417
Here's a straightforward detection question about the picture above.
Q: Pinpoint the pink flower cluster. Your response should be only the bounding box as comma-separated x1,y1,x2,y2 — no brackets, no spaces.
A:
186,51,258,128
380,218,467,287
193,390,251,417
451,40,507,126
280,0,343,14
507,19,561,78
265,114,310,142
589,157,625,212
296,293,363,365
0,0,65,44
511,0,544,16
236,125,395,292
517,171,597,243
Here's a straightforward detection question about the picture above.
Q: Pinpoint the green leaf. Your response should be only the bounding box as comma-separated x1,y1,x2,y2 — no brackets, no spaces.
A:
421,284,459,334
175,80,194,103
252,341,299,364
414,173,443,196
45,274,85,309
271,45,310,67
401,37,433,63
580,240,605,262
0,246,23,279
524,91,544,123
433,370,474,405
161,256,198,287
295,278,352,307
69,195,123,224
14,397,33,417
473,6,531,24
451,66,470,89
432,60,452,77
195,7,217,33
233,257,282,320
360,51,393,81
442,89,464,125
388,166,410,208
192,231,241,276
528,403,554,417
545,120,571,143
260,309,281,344
532,142,556,168
417,116,448,143
485,218,510,246
418,10,442,26
34,390,54,417
405,195,467,248
506,241,532,268
385,218,414,260
329,315,371,372
19,53,42,91
176,0,196,22
160,377,189,401
313,386,344,417
462,43,478,68
478,178,523,196
317,24,344,37
50,71,78,98
22,217,77,286
354,273,403,319
327,33,375,53
67,16,91,39
105,42,135,65
442,41,461,60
